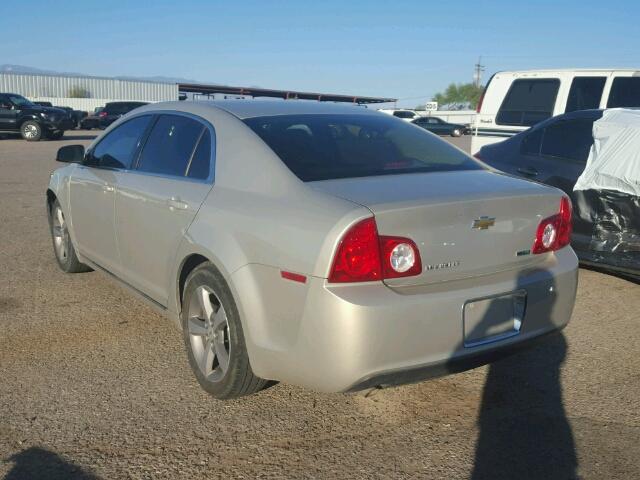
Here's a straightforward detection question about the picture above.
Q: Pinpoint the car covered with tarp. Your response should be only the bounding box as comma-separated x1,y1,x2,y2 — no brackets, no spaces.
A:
476,108,640,278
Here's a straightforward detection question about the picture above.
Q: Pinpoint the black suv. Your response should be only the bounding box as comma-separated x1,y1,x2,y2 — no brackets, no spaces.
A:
0,93,75,141
97,101,148,129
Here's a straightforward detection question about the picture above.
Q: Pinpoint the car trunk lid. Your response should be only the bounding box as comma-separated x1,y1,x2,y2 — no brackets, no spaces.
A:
311,170,564,287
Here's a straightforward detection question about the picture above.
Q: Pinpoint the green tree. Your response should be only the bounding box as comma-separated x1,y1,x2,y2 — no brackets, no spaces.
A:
67,86,90,98
432,82,484,109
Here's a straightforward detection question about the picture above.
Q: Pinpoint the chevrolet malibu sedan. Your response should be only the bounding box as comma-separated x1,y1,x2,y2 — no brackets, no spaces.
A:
47,101,578,399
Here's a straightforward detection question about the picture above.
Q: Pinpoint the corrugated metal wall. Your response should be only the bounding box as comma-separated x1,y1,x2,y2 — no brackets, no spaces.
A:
0,72,178,102
31,97,122,113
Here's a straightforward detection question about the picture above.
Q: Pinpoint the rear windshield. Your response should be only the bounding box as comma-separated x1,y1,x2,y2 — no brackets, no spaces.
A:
243,114,481,182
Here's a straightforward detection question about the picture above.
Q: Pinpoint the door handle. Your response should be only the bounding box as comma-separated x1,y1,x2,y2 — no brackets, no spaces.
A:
167,197,188,211
517,167,539,177
103,184,115,193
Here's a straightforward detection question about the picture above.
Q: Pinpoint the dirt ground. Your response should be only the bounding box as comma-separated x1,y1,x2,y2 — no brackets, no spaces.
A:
0,131,638,479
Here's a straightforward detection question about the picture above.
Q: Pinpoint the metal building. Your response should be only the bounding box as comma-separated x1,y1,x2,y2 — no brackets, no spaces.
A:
0,72,177,101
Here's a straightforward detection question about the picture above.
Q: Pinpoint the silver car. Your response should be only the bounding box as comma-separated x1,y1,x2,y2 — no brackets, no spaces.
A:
47,101,578,399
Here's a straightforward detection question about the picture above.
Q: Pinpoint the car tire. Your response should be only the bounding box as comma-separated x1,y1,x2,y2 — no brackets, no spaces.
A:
49,199,91,273
48,131,64,140
181,262,267,399
451,128,462,137
21,121,43,141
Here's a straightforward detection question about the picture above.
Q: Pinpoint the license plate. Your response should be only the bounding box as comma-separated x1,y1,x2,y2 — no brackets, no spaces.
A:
463,291,526,347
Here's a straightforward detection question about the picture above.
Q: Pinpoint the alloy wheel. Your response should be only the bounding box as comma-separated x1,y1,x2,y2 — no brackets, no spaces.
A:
23,124,38,139
52,206,68,261
187,285,231,382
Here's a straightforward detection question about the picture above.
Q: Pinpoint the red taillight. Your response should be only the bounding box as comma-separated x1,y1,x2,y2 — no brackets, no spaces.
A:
532,197,572,254
99,111,107,118
329,218,382,283
328,217,422,283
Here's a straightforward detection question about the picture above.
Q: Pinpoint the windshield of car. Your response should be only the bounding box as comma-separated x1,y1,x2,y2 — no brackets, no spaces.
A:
8,95,34,107
244,114,481,182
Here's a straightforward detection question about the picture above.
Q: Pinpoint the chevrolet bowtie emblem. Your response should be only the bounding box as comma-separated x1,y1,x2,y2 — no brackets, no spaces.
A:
472,216,496,230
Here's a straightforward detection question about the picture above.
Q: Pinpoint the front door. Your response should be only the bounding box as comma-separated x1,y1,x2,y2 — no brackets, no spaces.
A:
68,115,153,272
0,95,18,130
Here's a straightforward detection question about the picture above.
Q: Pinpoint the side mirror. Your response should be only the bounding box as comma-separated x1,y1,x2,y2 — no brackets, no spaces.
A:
56,145,85,163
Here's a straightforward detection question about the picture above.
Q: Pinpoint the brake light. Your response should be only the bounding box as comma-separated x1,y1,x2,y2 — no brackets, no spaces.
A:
532,197,572,254
328,217,422,283
99,111,107,118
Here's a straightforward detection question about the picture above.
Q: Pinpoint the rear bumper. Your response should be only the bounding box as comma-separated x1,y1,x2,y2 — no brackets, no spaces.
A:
232,247,579,392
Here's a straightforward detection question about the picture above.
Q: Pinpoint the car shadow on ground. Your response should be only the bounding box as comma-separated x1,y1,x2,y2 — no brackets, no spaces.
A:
4,447,99,480
580,264,640,285
464,269,577,480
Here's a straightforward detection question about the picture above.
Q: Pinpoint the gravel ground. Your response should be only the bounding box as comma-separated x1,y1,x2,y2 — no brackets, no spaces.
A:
0,131,638,479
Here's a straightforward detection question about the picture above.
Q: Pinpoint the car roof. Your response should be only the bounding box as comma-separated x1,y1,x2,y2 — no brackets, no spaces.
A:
141,99,379,120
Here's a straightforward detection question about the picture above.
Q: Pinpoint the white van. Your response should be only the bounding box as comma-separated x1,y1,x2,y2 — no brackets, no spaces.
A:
471,69,640,153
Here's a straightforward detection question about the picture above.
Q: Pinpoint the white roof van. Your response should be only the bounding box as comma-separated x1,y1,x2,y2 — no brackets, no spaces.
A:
471,69,640,153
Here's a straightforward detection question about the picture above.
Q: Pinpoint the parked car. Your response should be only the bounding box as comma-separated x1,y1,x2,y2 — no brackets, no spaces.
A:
475,109,639,278
47,100,578,399
0,93,74,140
97,101,148,128
412,116,469,137
378,109,421,121
472,68,640,154
80,107,104,129
55,106,88,129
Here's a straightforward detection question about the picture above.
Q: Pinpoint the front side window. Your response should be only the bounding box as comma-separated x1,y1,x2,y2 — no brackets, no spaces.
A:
566,77,606,112
7,94,34,107
497,79,560,126
607,77,640,108
540,119,594,163
244,114,481,182
136,114,205,177
90,115,152,169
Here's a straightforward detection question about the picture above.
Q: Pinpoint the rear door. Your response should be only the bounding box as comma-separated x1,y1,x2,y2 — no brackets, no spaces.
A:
114,113,214,305
69,115,153,271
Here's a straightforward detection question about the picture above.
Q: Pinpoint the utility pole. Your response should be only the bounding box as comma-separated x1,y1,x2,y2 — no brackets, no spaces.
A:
473,56,485,87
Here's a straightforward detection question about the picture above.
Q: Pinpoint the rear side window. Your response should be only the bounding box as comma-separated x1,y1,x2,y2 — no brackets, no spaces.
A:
243,114,481,182
186,129,212,180
496,79,560,126
566,77,606,112
607,77,640,108
137,114,205,177
393,111,415,119
91,115,152,169
521,128,543,156
540,119,594,163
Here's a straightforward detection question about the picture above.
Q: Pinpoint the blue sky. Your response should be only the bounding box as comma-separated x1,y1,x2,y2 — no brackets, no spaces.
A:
1,0,639,107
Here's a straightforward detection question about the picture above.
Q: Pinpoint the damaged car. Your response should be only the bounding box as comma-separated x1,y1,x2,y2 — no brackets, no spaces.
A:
476,108,640,278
